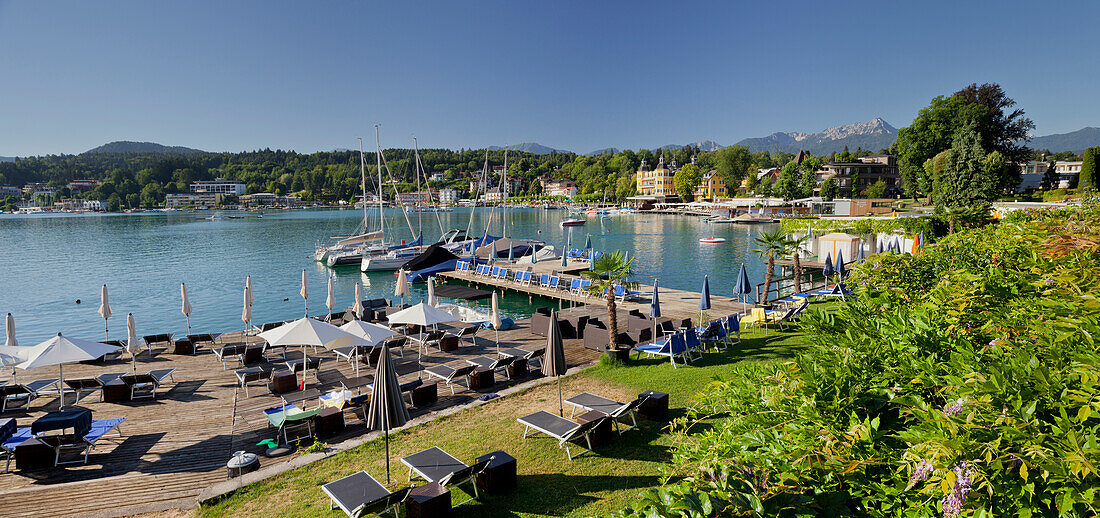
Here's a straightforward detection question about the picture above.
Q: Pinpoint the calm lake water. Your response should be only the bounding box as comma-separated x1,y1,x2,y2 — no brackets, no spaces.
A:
0,208,775,344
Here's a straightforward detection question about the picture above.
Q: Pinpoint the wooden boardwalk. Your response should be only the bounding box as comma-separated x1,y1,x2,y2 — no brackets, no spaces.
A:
0,260,747,518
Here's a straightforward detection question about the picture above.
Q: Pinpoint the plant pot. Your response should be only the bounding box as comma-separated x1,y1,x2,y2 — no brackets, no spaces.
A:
603,347,630,364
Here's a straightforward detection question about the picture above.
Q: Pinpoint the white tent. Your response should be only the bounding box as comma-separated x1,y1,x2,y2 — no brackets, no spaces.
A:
18,334,120,409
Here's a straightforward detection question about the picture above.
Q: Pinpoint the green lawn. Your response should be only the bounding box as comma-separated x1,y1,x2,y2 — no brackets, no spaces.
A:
198,325,814,518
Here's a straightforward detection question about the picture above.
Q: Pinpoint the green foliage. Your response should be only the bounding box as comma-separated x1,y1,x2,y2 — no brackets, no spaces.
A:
780,216,937,239
582,250,637,348
820,177,839,201
937,122,999,214
674,163,703,202
622,204,1100,517
799,169,816,198
864,179,889,199
1081,147,1098,191
775,162,802,200
753,227,788,303
713,145,753,191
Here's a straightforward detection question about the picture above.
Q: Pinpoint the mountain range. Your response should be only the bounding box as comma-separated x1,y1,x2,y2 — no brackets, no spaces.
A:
1027,127,1100,154
84,141,205,154
0,156,15,163
486,142,569,155
734,118,898,155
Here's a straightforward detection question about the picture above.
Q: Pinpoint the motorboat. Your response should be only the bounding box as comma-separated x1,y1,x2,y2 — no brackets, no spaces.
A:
360,246,425,271
699,237,727,244
560,217,586,227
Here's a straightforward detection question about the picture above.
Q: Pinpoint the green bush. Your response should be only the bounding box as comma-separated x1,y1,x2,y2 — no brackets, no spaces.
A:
622,203,1100,517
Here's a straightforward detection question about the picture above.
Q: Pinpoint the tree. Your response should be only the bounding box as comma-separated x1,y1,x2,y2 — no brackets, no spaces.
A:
922,150,950,203
799,169,816,198
713,146,753,191
140,182,164,207
673,163,702,202
775,161,801,199
1040,159,1059,191
756,175,773,197
581,251,637,349
1081,147,1098,191
107,193,122,212
864,179,888,199
785,234,808,293
937,122,998,230
820,177,839,200
526,181,542,197
753,228,788,304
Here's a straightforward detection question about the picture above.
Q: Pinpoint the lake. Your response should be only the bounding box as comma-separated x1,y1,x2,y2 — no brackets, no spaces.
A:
0,208,775,344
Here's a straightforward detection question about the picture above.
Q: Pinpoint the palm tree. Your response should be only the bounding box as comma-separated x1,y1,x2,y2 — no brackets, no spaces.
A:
785,233,808,293
582,250,637,349
753,227,788,304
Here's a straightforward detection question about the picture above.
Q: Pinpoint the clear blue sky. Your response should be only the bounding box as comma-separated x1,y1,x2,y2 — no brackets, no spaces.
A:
1,0,1097,156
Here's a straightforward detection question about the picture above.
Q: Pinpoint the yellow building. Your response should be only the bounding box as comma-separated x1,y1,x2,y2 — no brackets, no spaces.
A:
693,170,727,200
636,155,677,196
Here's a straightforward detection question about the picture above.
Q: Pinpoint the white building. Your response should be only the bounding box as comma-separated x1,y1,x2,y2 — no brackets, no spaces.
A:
1054,161,1083,189
0,186,21,198
438,188,460,204
190,178,246,195
166,192,224,208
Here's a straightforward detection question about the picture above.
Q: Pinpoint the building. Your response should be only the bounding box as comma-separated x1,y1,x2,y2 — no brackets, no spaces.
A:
395,190,437,205
543,179,577,198
165,192,224,209
469,177,495,193
636,155,678,196
816,155,901,194
240,193,302,207
0,186,21,198
693,170,727,201
67,179,101,192
1054,161,1083,189
190,178,246,195
438,188,460,204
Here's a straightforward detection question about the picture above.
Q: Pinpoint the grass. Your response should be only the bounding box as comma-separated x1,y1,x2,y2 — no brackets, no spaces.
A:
196,324,816,518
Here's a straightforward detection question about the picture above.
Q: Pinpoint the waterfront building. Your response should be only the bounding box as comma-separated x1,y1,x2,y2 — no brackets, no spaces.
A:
693,170,727,201
0,185,20,198
636,155,677,196
190,178,246,195
166,192,224,208
240,193,302,207
1054,160,1083,189
67,179,101,192
395,190,437,205
543,179,577,198
438,188,460,204
815,155,901,194
429,172,446,182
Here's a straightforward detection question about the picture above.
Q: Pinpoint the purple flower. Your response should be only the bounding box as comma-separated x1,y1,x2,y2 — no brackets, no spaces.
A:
873,262,882,270
1043,276,1055,286
940,463,973,518
910,459,933,485
945,398,965,417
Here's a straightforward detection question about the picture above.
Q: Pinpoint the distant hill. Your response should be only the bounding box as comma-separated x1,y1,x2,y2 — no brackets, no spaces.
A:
0,156,15,163
1027,127,1100,154
486,142,571,155
84,141,205,155
736,118,897,155
587,147,619,156
657,140,722,152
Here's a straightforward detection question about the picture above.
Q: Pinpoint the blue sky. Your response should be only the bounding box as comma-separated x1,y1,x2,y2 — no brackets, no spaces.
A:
1,0,1097,156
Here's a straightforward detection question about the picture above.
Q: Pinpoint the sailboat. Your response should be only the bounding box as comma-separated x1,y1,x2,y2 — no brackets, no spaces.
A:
313,137,382,263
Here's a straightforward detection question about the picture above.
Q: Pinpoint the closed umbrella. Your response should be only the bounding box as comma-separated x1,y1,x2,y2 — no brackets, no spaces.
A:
241,287,252,337
426,277,436,307
181,283,193,335
507,243,515,262
699,275,712,325
542,311,567,416
856,245,866,262
246,275,255,306
911,233,920,254
589,249,595,271
18,333,119,410
300,269,309,317
877,240,884,254
325,275,336,321
560,243,568,267
394,271,410,306
649,279,661,344
733,263,752,306
584,234,591,249
491,291,502,355
893,237,902,253
823,252,834,277
98,284,112,342
352,283,364,320
126,312,140,372
919,231,925,251
366,344,409,484
835,249,846,278
531,246,540,264
0,313,26,383
489,241,497,264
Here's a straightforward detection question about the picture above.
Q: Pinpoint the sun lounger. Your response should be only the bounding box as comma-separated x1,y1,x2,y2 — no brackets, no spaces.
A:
263,403,321,446
212,343,247,369
332,344,375,364
340,375,375,394
0,378,60,413
64,372,127,403
564,393,649,434
0,418,31,472
35,416,126,466
517,410,609,460
466,355,516,379
448,325,480,347
424,364,477,394
500,347,544,370
632,333,689,367
322,470,412,518
120,368,176,400
401,446,494,505
234,367,272,397
414,330,446,355
142,333,173,352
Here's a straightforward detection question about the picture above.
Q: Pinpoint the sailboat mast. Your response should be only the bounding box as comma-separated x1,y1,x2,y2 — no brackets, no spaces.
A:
414,137,422,240
358,138,368,231
502,150,508,239
375,125,384,245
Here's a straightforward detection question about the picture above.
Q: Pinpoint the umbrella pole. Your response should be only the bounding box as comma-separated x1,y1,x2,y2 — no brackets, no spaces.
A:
186,315,191,335
59,364,65,410
384,425,391,484
557,375,563,417
103,318,108,342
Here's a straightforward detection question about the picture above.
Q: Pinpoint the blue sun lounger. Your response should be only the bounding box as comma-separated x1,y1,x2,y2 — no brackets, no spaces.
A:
632,333,690,367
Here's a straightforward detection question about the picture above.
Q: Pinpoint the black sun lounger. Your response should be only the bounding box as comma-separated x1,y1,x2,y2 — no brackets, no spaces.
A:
213,343,248,369
517,410,609,460
466,355,516,379
234,367,272,397
64,372,127,403
564,393,648,434
400,446,494,506
322,471,411,518
0,378,60,413
119,368,175,400
424,364,477,395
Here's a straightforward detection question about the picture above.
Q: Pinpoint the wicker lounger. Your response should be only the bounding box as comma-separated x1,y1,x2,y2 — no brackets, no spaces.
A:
322,471,411,518
517,410,608,460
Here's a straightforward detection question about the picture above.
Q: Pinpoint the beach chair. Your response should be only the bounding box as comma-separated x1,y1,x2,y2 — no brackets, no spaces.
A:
517,410,609,460
538,274,551,289
322,471,412,518
513,270,524,284
498,267,511,280
722,314,742,347
64,372,127,403
234,367,272,397
564,393,649,434
770,307,799,331
142,333,173,352
401,446,494,506
698,320,727,352
332,344,374,364
465,355,516,379
683,327,703,361
38,417,126,466
0,419,31,473
811,283,851,300
578,279,592,297
740,308,769,334
631,333,689,367
546,275,560,291
0,378,60,413
567,278,581,295
448,325,480,347
263,403,321,446
120,368,176,400
212,343,248,369
424,364,477,394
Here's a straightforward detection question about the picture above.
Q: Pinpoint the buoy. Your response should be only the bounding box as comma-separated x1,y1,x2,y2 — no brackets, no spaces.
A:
699,238,726,244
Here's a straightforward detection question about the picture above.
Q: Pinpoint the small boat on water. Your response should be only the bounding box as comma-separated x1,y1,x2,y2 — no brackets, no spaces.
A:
704,217,736,223
699,237,726,244
561,217,586,227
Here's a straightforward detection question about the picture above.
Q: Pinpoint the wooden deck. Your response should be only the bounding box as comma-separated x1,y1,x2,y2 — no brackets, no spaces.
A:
0,260,748,518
